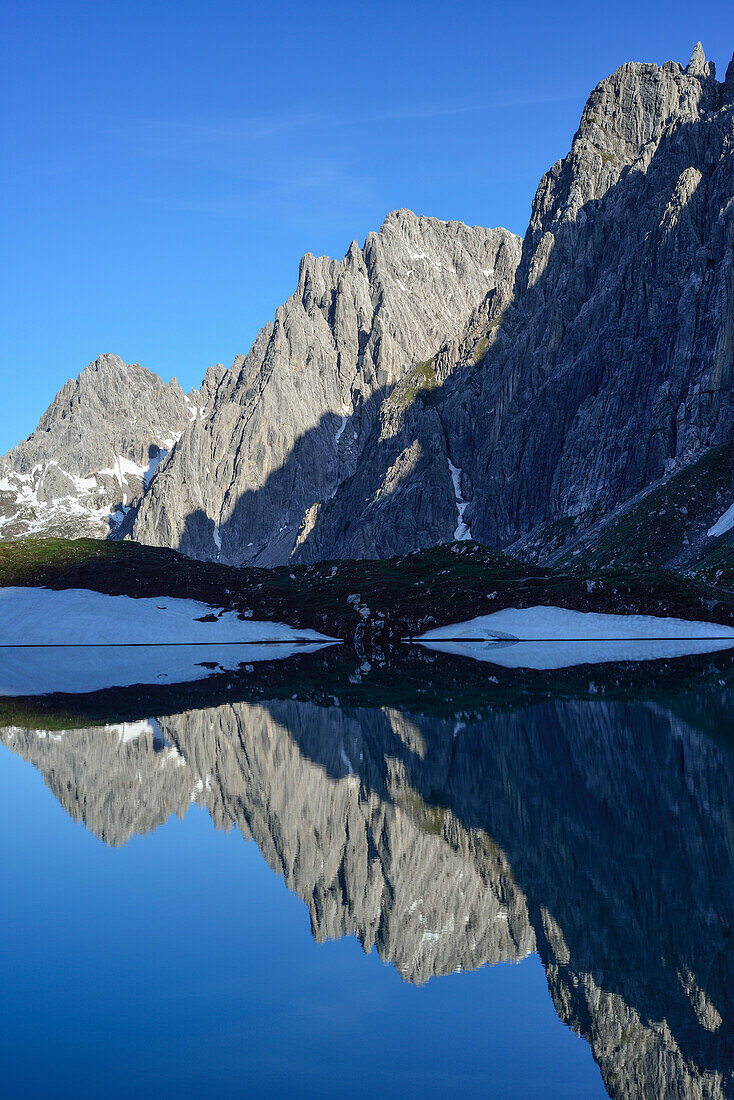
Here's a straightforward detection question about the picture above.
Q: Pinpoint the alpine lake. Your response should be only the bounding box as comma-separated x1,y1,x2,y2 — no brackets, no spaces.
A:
1,634,733,1099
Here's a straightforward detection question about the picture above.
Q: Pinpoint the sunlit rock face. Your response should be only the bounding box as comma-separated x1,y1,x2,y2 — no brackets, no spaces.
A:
0,354,225,540
6,48,733,568
295,45,734,565
3,685,734,1097
124,210,521,565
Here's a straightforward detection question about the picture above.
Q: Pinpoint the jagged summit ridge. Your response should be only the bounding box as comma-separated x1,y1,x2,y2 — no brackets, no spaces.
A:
124,208,521,565
290,43,734,564
123,43,734,568
0,354,226,539
3,44,734,568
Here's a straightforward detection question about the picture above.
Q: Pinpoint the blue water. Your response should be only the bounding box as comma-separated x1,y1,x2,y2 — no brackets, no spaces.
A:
1,661,733,1098
0,744,604,1098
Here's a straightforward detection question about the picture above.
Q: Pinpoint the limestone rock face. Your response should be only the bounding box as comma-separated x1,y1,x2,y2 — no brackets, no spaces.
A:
293,44,734,563
7,45,734,568
126,44,734,568
124,210,521,564
0,354,225,539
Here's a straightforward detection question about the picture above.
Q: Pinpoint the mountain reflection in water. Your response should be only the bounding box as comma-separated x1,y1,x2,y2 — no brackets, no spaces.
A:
1,656,733,1099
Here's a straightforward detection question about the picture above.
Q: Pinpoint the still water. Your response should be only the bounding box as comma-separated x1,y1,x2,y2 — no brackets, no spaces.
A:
0,646,732,1098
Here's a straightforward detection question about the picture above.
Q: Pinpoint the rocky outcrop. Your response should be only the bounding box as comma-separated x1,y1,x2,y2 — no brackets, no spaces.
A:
0,354,225,539
124,211,521,564
5,45,733,570
293,44,734,564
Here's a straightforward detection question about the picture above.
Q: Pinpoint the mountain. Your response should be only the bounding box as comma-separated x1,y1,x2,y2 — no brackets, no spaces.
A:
122,42,734,569
289,44,734,566
4,43,734,573
3,689,733,1096
123,210,521,564
0,354,225,539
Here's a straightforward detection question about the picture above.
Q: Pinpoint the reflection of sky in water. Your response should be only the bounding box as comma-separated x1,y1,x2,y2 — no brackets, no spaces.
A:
0,747,605,1099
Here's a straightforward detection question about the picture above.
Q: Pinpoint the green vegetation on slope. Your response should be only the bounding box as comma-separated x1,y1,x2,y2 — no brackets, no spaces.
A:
693,539,734,584
557,444,734,572
4,537,734,657
390,358,438,411
0,537,123,586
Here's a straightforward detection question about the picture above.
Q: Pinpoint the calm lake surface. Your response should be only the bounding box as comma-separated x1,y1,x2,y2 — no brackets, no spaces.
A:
1,645,732,1098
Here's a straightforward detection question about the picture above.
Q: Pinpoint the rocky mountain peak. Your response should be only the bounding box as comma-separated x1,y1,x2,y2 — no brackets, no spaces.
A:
526,47,720,262
192,361,228,408
686,41,712,79
126,210,522,565
724,51,734,93
87,351,127,374
4,44,733,571
35,354,184,436
284,42,734,566
0,355,221,540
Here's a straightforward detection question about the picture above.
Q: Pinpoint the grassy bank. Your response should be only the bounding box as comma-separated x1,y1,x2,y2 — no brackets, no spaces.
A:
3,537,734,651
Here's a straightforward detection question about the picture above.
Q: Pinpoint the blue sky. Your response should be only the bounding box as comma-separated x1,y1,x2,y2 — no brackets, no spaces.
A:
1,0,732,453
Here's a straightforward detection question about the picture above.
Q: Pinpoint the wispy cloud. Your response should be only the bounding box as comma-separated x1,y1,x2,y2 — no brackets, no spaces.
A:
145,161,378,218
99,88,580,163
91,86,582,229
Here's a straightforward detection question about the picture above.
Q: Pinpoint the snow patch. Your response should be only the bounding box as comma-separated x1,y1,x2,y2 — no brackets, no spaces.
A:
0,454,178,538
167,745,187,767
184,397,207,423
415,605,734,669
708,504,734,538
142,449,168,488
114,718,159,744
447,459,471,540
406,249,454,275
0,587,339,646
98,456,148,487
334,407,350,445
59,468,99,493
419,605,734,642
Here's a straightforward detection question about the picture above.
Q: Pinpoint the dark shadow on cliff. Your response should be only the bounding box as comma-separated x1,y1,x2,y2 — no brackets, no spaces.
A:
155,111,733,570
